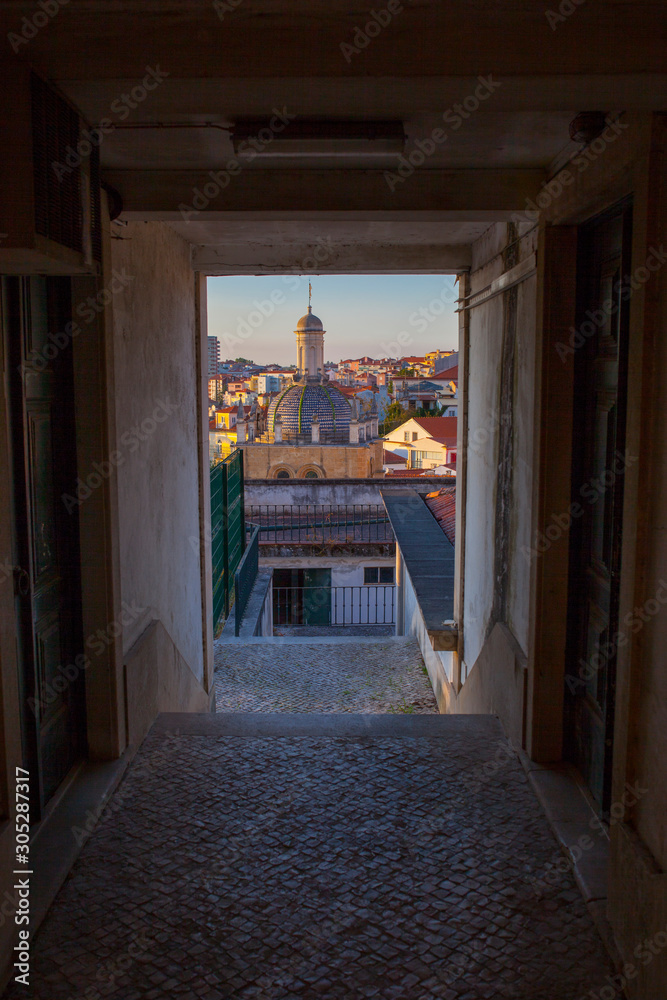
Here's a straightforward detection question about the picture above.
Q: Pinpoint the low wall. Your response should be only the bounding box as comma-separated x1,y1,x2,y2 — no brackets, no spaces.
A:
221,571,273,639
403,563,452,713
456,622,527,746
124,619,213,747
402,564,527,744
245,476,454,506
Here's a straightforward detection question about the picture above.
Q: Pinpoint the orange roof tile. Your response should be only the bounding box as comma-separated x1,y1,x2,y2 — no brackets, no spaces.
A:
424,486,456,544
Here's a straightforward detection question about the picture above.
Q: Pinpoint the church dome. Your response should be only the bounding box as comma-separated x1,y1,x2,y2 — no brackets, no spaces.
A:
295,306,324,332
267,382,352,438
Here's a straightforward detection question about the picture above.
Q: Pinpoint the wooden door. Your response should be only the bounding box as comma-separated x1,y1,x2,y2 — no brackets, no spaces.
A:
564,204,632,812
4,276,86,815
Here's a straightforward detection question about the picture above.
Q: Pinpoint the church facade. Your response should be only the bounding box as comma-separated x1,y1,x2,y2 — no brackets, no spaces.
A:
238,304,384,479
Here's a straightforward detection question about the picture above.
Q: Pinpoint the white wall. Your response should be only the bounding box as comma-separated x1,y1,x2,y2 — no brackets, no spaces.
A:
508,249,538,654
403,562,453,701
463,226,505,669
111,222,204,681
463,222,537,670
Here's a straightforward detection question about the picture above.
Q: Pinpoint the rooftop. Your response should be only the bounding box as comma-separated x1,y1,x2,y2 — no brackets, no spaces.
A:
424,486,457,545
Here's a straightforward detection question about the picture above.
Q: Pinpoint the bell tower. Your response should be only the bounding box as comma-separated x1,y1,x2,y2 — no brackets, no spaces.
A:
294,286,325,383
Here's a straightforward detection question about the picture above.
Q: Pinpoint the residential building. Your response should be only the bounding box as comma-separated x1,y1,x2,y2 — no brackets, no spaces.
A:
257,373,282,394
207,335,220,376
207,374,226,402
384,416,458,471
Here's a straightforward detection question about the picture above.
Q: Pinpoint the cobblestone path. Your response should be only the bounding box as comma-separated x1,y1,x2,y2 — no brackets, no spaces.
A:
6,714,615,999
214,637,438,714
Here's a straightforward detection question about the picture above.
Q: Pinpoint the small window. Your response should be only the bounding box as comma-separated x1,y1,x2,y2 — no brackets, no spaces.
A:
276,470,291,479
404,432,410,441
304,470,319,479
364,567,395,585
412,432,418,441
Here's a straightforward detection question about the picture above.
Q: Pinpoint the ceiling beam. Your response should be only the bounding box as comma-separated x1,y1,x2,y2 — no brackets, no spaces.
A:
104,168,546,217
190,242,472,275
2,6,664,78
61,76,667,121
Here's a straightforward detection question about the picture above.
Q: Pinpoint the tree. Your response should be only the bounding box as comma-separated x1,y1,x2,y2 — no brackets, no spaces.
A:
379,401,408,436
235,356,253,364
387,379,394,394
397,367,415,378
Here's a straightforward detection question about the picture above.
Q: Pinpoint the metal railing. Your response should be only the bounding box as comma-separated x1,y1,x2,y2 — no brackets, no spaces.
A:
234,524,260,636
273,585,395,627
210,449,245,628
248,504,393,543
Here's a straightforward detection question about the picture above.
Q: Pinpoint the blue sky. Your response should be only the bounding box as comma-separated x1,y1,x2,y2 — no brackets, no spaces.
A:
207,274,460,366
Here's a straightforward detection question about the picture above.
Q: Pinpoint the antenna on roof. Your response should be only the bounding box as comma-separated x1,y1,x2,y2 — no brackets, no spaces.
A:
308,281,312,310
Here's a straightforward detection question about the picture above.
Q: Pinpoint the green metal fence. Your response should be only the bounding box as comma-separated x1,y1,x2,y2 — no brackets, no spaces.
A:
210,449,245,629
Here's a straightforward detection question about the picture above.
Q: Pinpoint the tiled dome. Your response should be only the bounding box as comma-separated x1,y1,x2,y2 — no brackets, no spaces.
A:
267,382,352,437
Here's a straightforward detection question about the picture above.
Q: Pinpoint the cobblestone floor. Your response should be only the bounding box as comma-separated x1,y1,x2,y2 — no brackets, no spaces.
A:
5,714,615,999
214,637,438,714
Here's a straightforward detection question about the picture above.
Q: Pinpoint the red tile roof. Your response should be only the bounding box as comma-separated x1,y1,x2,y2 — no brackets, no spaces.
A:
412,416,458,437
425,435,457,446
432,365,459,380
385,469,430,477
384,469,453,478
424,486,456,544
383,450,406,465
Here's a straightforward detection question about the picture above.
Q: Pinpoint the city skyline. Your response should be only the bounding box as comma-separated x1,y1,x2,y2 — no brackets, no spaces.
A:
207,274,459,365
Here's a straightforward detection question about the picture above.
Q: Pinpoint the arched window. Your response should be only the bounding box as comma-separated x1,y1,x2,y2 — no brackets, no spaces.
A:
275,469,291,479
304,470,320,479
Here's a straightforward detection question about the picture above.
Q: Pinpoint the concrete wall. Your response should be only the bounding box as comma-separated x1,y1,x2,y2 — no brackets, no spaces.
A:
402,560,526,746
462,226,506,671
462,222,537,676
110,222,206,686
507,233,539,654
261,554,394,577
245,476,450,506
402,562,454,702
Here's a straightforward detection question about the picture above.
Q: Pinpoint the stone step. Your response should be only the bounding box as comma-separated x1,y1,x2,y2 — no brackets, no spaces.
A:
152,710,503,738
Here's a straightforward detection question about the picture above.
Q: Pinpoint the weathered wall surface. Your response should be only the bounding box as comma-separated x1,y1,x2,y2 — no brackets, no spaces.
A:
402,563,453,704
245,476,449,506
508,234,538,654
111,222,204,682
241,440,384,479
451,221,537,756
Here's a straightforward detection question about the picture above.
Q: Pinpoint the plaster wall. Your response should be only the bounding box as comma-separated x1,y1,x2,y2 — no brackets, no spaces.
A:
260,554,394,575
245,477,447,506
508,244,538,654
110,222,205,682
463,222,537,672
402,562,454,696
463,227,505,670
